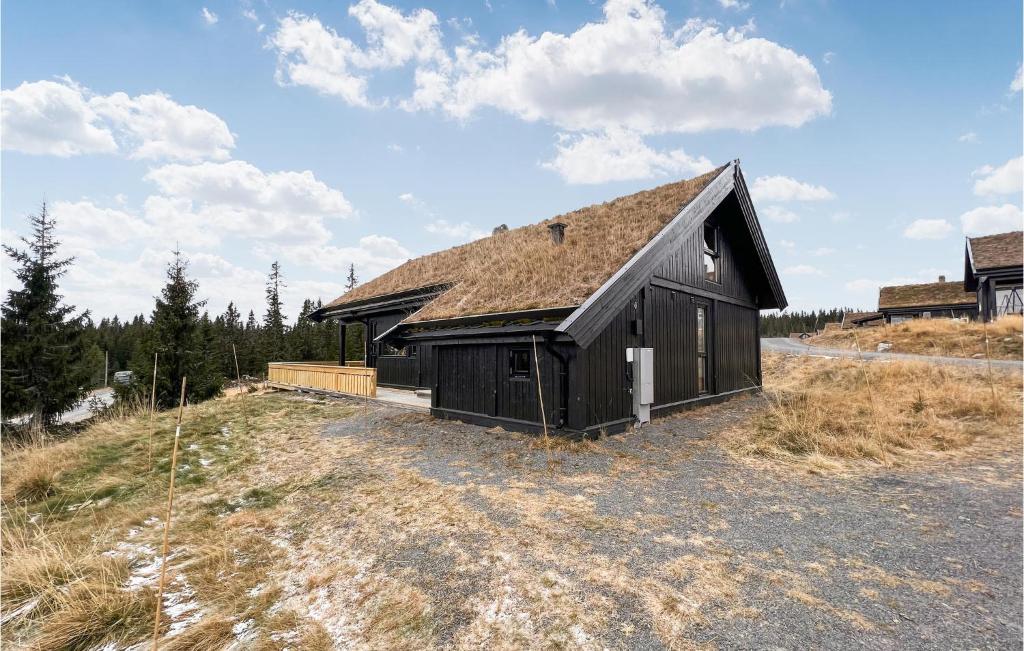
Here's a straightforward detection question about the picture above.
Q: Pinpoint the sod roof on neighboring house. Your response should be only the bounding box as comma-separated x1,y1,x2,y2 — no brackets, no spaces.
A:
878,281,977,310
840,311,882,328
319,165,728,323
968,231,1023,271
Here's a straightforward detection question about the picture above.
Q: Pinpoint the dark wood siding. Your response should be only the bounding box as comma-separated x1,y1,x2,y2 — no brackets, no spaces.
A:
434,340,562,427
714,302,760,392
376,356,419,388
653,199,755,305
435,345,496,416
649,286,698,405
577,299,640,428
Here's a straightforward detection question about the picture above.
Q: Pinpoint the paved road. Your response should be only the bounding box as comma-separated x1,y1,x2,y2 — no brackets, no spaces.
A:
61,387,115,423
763,337,1023,371
6,387,116,427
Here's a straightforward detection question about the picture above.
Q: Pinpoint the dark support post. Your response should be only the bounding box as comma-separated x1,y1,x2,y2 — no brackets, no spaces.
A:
338,322,347,366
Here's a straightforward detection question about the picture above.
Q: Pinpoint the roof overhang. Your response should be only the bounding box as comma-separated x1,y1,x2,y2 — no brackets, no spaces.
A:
375,306,576,343
309,284,449,322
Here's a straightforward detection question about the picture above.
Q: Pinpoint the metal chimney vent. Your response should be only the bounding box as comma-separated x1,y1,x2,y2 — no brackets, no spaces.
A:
938,275,946,282
548,222,567,245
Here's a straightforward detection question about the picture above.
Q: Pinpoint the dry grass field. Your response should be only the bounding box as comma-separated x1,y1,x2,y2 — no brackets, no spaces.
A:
806,314,1023,360
2,354,1021,649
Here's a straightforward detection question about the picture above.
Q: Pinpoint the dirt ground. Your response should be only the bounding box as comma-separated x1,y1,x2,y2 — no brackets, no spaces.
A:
251,392,1023,649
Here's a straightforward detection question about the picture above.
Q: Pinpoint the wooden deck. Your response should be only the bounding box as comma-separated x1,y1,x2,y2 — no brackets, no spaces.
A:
267,362,377,398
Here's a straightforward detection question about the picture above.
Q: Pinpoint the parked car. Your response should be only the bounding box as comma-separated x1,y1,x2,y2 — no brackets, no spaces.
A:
113,370,134,385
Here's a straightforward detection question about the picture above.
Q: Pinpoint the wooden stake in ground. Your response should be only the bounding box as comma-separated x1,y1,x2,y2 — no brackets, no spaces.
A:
232,344,249,434
152,377,187,650
982,320,998,407
531,335,553,472
853,332,887,466
146,352,159,471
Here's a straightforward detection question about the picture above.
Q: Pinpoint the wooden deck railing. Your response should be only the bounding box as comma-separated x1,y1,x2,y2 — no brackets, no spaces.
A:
267,362,377,398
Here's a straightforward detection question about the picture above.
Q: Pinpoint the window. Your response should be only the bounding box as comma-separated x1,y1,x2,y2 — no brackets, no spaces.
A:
510,348,531,378
996,286,1023,315
696,305,708,394
406,345,418,357
921,311,931,319
381,342,405,356
703,224,720,283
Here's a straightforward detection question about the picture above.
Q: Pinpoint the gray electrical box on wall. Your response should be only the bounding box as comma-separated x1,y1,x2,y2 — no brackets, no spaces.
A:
627,347,654,426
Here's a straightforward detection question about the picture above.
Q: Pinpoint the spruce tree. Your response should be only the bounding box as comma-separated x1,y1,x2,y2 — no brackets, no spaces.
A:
345,263,358,291
139,249,221,406
263,261,287,362
1,203,92,427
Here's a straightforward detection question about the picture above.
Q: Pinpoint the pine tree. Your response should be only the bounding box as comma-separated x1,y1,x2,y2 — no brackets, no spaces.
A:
263,261,287,362
1,203,91,427
345,264,358,292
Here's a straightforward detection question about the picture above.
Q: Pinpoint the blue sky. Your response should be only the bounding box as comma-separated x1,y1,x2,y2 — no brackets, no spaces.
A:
2,0,1021,320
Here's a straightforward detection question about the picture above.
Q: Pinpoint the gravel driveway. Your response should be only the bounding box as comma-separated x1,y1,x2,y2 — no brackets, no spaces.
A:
318,394,1023,650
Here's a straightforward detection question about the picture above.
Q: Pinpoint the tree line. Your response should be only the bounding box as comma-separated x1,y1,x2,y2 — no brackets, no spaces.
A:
760,308,861,337
1,204,363,429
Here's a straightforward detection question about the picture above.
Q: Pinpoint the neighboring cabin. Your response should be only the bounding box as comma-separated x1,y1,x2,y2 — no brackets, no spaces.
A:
840,310,883,329
965,231,1023,321
310,161,786,435
873,230,1023,325
877,276,978,324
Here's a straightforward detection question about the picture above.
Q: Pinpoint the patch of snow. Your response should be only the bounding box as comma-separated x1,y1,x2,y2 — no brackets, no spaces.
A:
233,617,256,641
187,443,200,451
199,458,213,467
144,515,161,526
0,596,40,625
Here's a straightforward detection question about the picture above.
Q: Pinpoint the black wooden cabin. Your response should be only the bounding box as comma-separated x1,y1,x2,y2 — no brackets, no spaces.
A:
311,161,786,435
964,231,1023,322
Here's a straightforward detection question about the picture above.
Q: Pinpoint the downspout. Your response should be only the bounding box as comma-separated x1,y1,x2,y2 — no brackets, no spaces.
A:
543,334,570,429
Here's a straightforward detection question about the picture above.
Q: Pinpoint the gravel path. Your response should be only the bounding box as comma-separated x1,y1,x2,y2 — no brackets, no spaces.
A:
763,337,1023,371
318,395,1023,650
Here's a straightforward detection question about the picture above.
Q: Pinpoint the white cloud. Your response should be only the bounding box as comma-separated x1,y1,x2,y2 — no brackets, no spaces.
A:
201,7,219,25
783,264,823,276
810,246,835,256
387,143,405,152
267,235,412,279
433,0,830,134
1012,64,1022,94
830,211,850,223
761,205,799,223
972,156,1023,197
143,160,353,245
718,0,749,10
1,78,234,161
270,1,447,108
750,175,835,202
778,239,795,249
822,51,835,64
960,204,1023,236
146,161,352,219
1,80,118,156
270,0,831,136
957,131,978,143
541,129,713,184
903,218,953,240
425,219,488,241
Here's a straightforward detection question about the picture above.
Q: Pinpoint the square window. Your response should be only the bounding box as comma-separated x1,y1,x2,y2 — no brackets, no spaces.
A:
510,349,531,378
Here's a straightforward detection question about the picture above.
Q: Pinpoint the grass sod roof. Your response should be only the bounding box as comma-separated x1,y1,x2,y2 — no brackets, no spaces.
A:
877,280,977,310
969,231,1023,271
322,165,728,323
